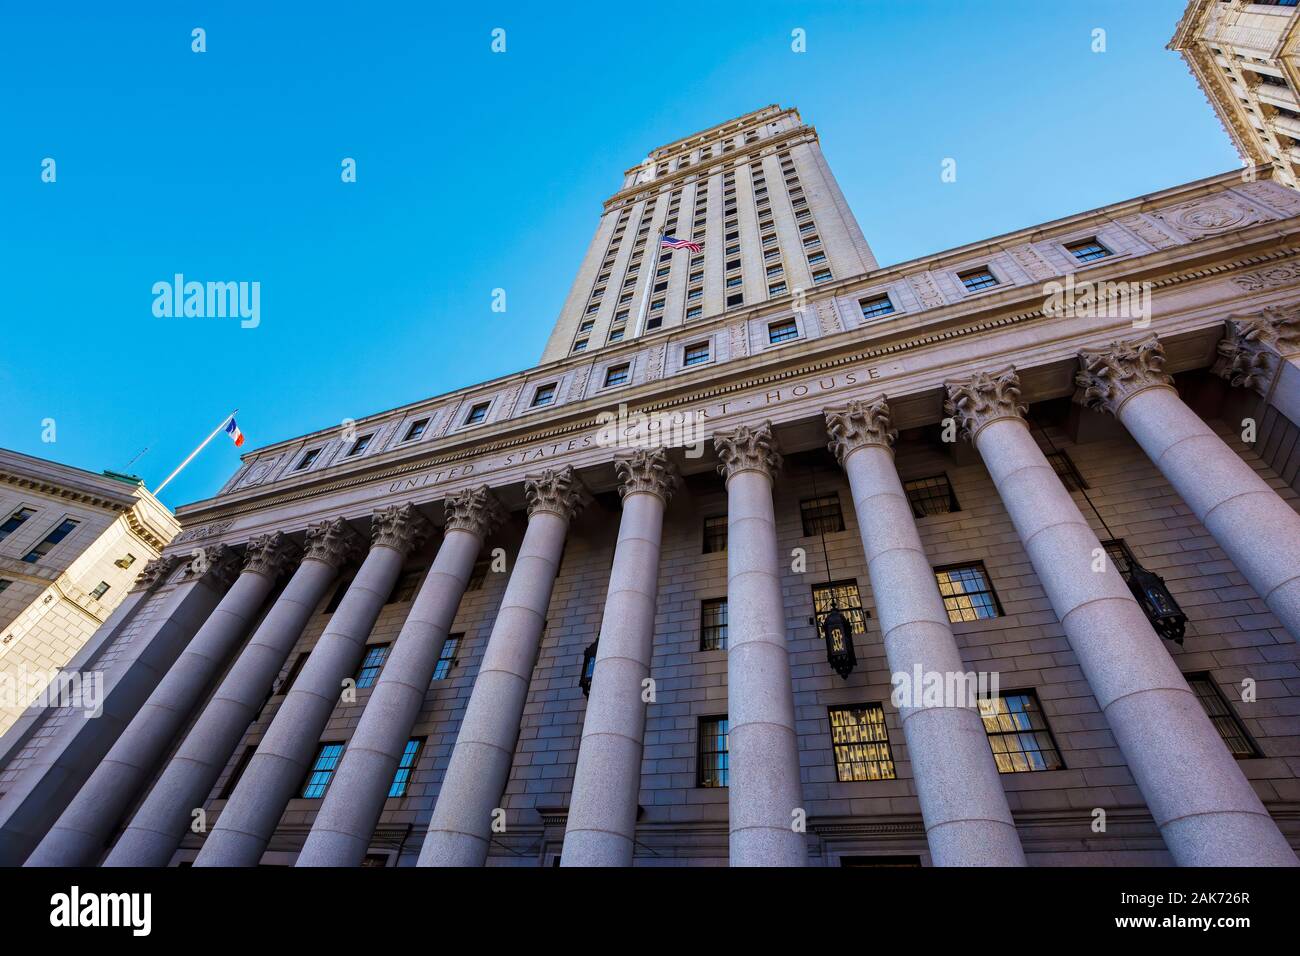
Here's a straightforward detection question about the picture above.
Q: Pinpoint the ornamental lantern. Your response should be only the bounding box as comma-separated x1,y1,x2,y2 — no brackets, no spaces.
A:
821,601,857,680
1124,561,1187,645
579,640,598,697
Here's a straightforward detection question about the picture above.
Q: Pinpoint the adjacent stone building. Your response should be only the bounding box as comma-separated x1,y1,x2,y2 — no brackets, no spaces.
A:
0,449,178,738
3,99,1300,867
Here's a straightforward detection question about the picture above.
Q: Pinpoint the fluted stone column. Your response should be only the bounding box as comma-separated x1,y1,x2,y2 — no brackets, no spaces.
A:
418,466,589,867
1213,307,1300,426
562,449,678,867
0,546,241,866
713,422,806,867
105,518,363,867
28,533,301,867
825,399,1026,867
946,366,1297,867
194,504,431,867
0,555,178,773
297,487,506,867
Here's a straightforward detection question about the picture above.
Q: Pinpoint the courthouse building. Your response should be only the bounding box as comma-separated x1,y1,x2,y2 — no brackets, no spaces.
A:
2,100,1300,868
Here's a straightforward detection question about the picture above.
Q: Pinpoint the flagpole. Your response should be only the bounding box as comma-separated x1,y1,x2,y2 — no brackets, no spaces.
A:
631,228,665,340
152,409,238,496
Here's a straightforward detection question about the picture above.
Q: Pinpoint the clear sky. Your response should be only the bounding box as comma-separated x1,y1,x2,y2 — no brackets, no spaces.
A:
0,0,1236,510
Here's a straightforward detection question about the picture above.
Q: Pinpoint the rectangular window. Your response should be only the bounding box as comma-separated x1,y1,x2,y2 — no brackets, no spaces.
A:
812,269,833,284
860,294,895,319
221,745,258,799
980,691,1064,773
1186,673,1260,758
0,579,11,593
903,474,960,517
829,704,897,782
726,292,744,308
701,598,728,651
22,519,79,564
531,382,557,408
1066,238,1111,263
388,737,425,798
572,339,588,352
1045,450,1087,491
580,319,594,333
934,562,1002,623
768,318,799,343
301,742,345,798
812,580,868,639
702,515,728,554
432,635,461,681
768,282,787,296
683,342,710,367
959,268,999,292
354,644,390,689
800,494,845,536
345,434,373,457
604,364,630,387
646,316,662,331
686,306,703,319
807,251,826,265
294,448,321,472
90,581,110,600
403,418,429,442
0,507,36,541
464,402,489,426
697,716,729,788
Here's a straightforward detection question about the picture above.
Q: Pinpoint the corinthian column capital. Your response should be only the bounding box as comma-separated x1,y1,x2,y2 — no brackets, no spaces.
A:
524,465,591,521
614,448,679,502
370,503,434,556
302,517,366,569
824,397,897,464
241,531,302,581
130,555,180,592
943,366,1026,441
443,485,507,539
713,421,782,483
1212,309,1300,395
184,544,242,590
1074,334,1174,416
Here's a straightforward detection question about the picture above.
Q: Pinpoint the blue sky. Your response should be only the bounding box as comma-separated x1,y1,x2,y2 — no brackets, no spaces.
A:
0,1,1235,509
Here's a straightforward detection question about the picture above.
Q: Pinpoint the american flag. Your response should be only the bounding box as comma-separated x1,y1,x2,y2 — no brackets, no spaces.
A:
661,234,702,253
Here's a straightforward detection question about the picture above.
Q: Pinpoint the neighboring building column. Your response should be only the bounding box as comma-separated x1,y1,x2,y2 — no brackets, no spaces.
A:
824,398,1026,867
713,422,807,867
1079,334,1300,643
0,545,240,866
194,504,432,867
105,518,363,867
297,486,506,867
1213,307,1300,426
0,556,178,774
946,366,1297,867
418,466,589,867
562,449,678,867
26,533,301,867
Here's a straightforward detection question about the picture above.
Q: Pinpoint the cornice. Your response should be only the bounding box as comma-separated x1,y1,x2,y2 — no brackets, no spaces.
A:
0,471,132,513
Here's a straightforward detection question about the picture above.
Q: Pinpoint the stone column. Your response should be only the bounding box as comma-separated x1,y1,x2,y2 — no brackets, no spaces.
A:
105,518,362,867
194,504,431,867
27,533,301,867
418,466,589,867
297,486,506,867
1213,307,1300,426
0,556,178,773
946,366,1297,867
713,422,806,867
1081,334,1300,644
825,398,1026,867
562,449,678,867
0,546,240,866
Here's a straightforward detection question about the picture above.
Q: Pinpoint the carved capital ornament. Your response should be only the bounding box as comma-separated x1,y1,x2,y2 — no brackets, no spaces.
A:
1074,335,1174,417
241,531,302,581
824,397,897,464
184,544,242,590
370,503,434,556
302,517,366,569
713,420,782,483
129,555,181,592
1212,308,1300,395
943,366,1027,441
524,465,591,521
614,447,679,502
443,485,508,539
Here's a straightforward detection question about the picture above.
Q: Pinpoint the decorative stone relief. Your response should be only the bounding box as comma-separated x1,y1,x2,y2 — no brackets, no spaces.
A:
943,366,1027,440
241,531,302,581
1212,308,1300,394
175,520,235,544
1007,244,1056,282
1235,180,1300,218
907,271,946,309
1151,198,1264,241
729,322,750,359
816,299,842,335
714,420,782,482
183,545,242,590
524,465,591,521
1074,334,1174,416
1117,214,1179,251
370,502,434,556
825,397,897,463
565,365,592,402
303,517,366,569
645,344,667,382
129,555,181,593
1231,260,1300,292
443,485,508,540
614,448,679,502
